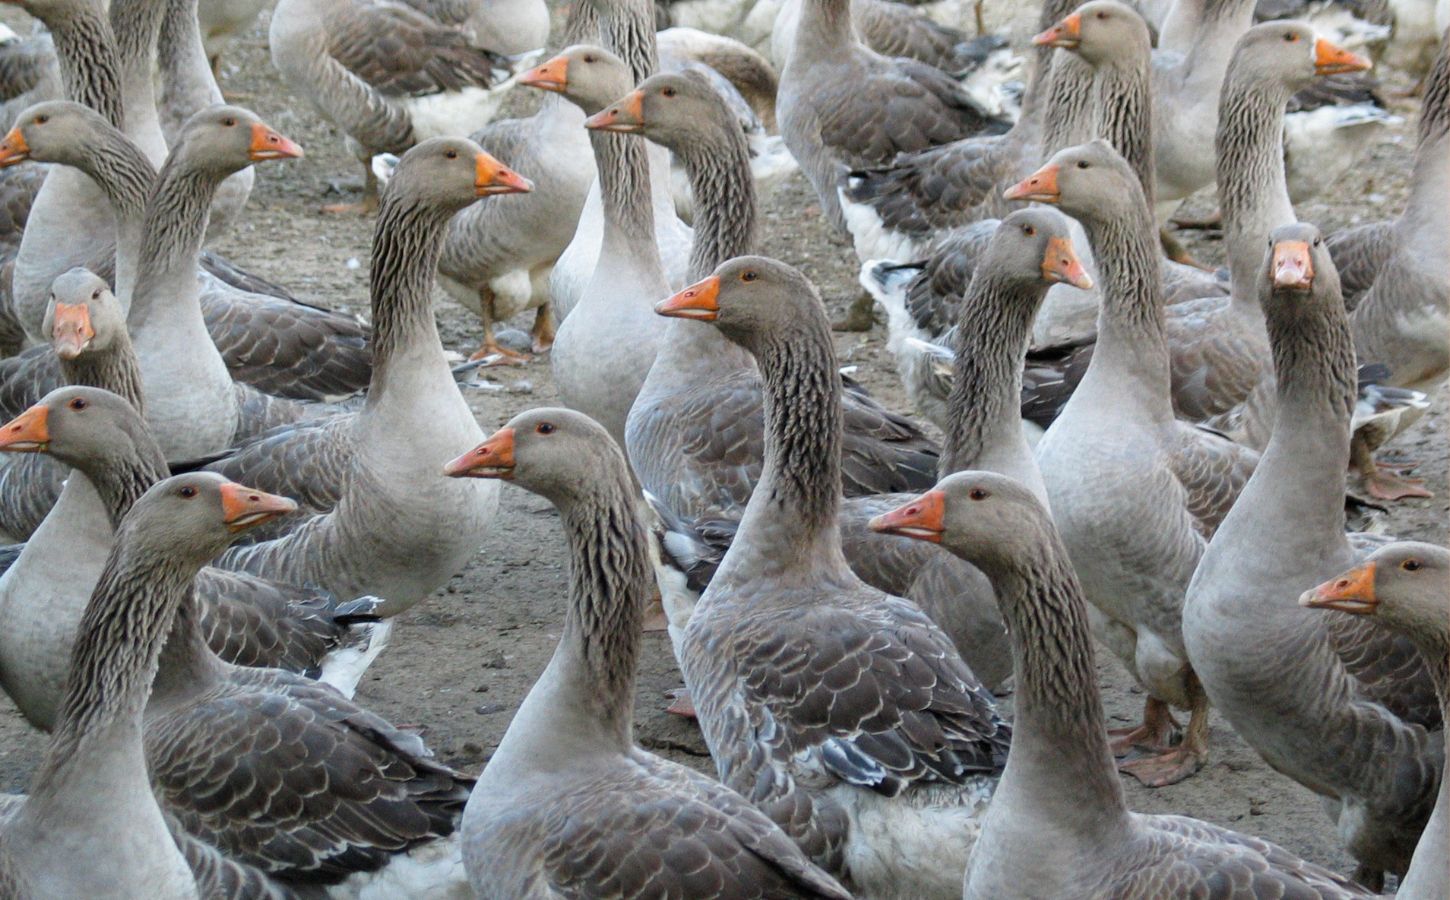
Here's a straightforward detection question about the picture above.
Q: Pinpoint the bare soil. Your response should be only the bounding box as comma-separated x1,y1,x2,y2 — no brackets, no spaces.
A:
0,3,1443,886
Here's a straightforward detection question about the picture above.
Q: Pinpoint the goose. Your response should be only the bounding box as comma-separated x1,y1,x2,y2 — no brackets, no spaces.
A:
1013,140,1260,788
210,139,521,617
434,31,610,364
1183,223,1443,891
443,409,850,899
870,471,1376,900
0,471,296,898
547,0,695,326
269,0,538,214
1302,542,1450,900
657,256,1009,898
595,70,1018,686
414,0,552,58
776,0,1009,235
0,382,390,731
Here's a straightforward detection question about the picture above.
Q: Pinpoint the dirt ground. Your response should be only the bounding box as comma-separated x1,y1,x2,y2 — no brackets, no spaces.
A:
0,1,1444,888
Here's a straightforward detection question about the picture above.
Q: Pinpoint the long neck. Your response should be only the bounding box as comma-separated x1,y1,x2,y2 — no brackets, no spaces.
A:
1176,0,1257,78
51,4,124,128
129,155,224,328
548,475,654,748
679,127,755,280
943,273,1044,474
794,0,853,57
151,581,225,704
987,541,1128,824
71,130,158,301
109,0,168,161
1258,287,1357,535
1020,0,1089,121
731,312,849,576
602,0,658,83
75,440,168,528
1400,46,1450,250
1095,55,1155,205
1079,197,1173,418
592,130,661,266
1217,65,1296,300
60,338,147,417
1039,53,1099,155
366,191,456,397
157,0,222,141
35,541,193,795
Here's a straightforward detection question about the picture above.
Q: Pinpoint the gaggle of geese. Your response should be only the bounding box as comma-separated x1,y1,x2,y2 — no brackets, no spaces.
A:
0,0,1438,896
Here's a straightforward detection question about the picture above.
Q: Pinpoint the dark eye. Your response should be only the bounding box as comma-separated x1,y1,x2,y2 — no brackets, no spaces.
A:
179,485,197,498
222,117,236,127
1023,225,1035,236
34,114,47,125
91,289,101,300
741,270,758,282
662,86,677,97
1284,32,1298,42
445,148,458,159
969,488,989,501
1313,237,1322,247
1402,559,1422,572
1076,160,1089,169
68,397,87,410
536,422,555,435
1095,10,1107,18
583,54,595,62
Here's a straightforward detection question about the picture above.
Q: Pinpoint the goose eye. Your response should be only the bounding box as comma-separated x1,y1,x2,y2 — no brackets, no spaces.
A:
1402,559,1422,572
536,422,555,435
1313,237,1322,247
662,87,677,97
222,117,236,127
583,54,595,62
1284,32,1298,42
179,486,197,498
741,270,758,282
34,115,47,125
91,289,101,300
968,488,989,501
1076,160,1089,169
1023,225,1035,236
68,397,87,410
445,148,458,159
1095,10,1107,18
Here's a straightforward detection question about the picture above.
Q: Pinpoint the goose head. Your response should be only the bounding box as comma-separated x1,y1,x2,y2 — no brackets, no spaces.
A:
1257,221,1342,320
584,70,729,147
1004,139,1139,223
0,386,152,469
444,407,622,504
654,255,819,351
868,471,1053,577
1230,20,1370,89
169,104,303,178
1301,543,1450,647
989,209,1093,292
385,137,532,214
123,472,298,563
1034,0,1150,66
519,44,634,116
41,268,125,361
0,100,111,169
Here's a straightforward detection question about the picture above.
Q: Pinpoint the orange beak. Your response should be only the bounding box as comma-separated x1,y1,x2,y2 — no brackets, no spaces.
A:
0,404,48,452
655,275,720,320
1032,12,1081,48
0,126,29,167
443,427,516,478
1314,38,1371,76
868,490,946,543
1271,240,1314,290
474,152,533,196
520,54,569,92
218,482,297,532
1004,163,1061,204
50,302,95,361
247,122,304,161
584,90,646,133
1041,235,1092,290
1300,562,1378,614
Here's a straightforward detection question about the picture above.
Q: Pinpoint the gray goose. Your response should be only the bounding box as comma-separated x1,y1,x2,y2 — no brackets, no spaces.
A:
269,0,535,214
1184,223,1442,891
0,471,297,898
210,139,523,617
1016,141,1260,788
0,384,389,732
443,409,849,899
658,256,1009,898
776,0,1008,235
872,472,1374,899
1303,542,1450,900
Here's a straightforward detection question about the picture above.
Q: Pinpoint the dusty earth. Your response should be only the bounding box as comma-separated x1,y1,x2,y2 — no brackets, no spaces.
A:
0,1,1445,890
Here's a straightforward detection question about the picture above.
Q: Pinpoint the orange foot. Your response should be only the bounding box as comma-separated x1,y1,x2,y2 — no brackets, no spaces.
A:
664,688,697,719
321,198,378,216
1118,746,1205,787
1363,469,1433,501
467,343,532,366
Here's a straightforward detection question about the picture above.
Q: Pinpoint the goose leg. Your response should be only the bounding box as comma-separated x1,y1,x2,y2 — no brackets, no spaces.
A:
530,304,556,354
322,160,381,216
1351,433,1432,500
1107,695,1179,757
1118,682,1210,788
469,292,531,365
664,687,697,719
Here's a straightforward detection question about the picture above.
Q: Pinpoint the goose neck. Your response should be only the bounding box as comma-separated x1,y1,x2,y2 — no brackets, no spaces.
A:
72,437,167,528
677,127,756,280
365,193,456,396
794,0,853,57
50,3,124,129
109,0,169,162
1398,131,1450,254
1095,56,1155,204
602,0,658,82
78,132,157,301
149,587,226,708
943,273,1043,476
984,545,1128,825
1173,0,1257,79
158,0,222,140
1217,69,1296,301
592,131,663,267
128,160,219,329
1418,44,1448,149
1079,202,1173,417
1023,0,1093,117
1039,53,1098,155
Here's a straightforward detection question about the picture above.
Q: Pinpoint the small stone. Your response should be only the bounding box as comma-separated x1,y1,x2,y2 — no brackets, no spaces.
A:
475,703,508,716
481,652,509,669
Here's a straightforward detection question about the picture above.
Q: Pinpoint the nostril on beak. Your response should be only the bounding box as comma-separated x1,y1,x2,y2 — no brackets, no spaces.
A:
249,494,260,501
